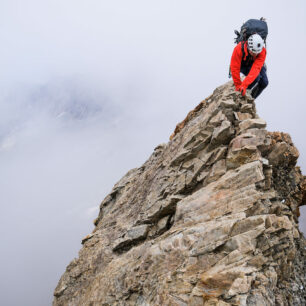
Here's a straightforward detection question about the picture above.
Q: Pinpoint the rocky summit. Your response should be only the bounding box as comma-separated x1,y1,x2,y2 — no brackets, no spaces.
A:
53,82,306,306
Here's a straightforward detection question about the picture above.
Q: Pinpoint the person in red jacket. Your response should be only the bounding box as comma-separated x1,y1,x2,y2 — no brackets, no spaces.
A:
230,33,268,98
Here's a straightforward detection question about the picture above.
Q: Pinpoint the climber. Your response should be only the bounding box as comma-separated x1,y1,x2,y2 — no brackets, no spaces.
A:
230,33,268,98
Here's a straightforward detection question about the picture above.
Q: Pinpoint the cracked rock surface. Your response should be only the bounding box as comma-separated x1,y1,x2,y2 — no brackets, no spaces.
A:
53,82,305,306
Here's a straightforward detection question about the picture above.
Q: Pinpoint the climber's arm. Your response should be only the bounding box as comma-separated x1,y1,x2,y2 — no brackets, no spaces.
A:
230,44,243,89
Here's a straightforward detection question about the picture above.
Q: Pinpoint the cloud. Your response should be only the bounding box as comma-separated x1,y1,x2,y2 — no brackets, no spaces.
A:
0,135,16,152
0,1,305,305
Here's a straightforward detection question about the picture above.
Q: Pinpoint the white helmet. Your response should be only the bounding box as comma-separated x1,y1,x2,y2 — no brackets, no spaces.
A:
247,34,264,54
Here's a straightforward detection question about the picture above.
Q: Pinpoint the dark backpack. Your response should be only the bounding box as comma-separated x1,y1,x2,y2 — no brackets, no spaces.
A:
234,18,268,44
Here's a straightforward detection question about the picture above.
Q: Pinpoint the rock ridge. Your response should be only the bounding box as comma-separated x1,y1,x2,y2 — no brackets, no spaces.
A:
53,81,305,306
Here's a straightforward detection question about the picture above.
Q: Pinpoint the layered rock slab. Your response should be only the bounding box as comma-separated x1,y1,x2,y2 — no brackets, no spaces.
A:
53,82,305,306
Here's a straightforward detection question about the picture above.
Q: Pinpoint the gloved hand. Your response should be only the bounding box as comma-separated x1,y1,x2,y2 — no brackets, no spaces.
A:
235,82,242,91
237,84,247,96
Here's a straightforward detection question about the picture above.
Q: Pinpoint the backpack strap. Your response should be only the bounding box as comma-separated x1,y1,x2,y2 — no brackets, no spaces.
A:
241,41,246,60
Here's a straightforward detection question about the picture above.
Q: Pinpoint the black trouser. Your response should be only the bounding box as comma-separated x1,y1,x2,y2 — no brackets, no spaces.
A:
240,65,268,98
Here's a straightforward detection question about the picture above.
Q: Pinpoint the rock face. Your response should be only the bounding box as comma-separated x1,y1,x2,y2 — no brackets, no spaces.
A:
53,82,306,306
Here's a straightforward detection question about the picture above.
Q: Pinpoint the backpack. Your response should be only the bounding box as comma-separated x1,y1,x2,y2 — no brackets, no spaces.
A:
234,18,268,44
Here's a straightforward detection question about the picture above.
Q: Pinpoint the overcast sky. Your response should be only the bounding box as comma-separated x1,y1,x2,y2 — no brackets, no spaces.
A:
0,1,305,305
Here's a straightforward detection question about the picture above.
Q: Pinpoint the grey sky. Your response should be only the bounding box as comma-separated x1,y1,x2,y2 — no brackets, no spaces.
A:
0,1,305,305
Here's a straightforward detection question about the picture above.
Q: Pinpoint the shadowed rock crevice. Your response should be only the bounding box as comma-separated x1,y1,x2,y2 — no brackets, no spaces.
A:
53,81,305,306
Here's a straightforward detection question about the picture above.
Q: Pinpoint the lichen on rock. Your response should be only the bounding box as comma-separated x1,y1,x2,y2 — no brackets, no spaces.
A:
53,81,305,306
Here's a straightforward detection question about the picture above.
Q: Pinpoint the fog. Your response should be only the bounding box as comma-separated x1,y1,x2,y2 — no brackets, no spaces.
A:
0,1,305,305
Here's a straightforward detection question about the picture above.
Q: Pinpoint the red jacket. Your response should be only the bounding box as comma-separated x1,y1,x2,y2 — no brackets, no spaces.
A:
230,42,266,89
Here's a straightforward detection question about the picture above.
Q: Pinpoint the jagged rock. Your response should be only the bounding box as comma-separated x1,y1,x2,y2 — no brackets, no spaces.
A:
53,81,305,306
226,132,268,169
234,111,253,121
81,233,94,244
268,141,299,167
211,120,234,145
239,118,267,133
206,159,226,184
144,195,184,223
220,99,238,109
209,111,227,127
113,225,149,253
240,103,254,114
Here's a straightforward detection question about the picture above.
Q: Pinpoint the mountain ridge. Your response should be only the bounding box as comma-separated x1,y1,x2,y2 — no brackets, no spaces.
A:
53,81,305,306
